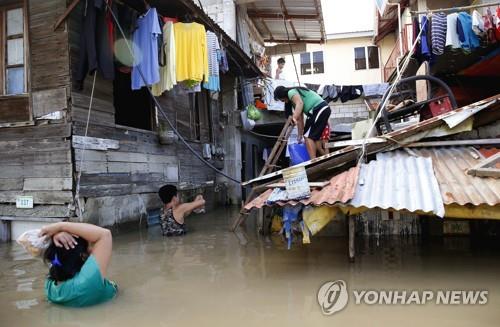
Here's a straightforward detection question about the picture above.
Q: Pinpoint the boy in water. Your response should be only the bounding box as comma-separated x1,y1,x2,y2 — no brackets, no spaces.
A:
158,185,206,236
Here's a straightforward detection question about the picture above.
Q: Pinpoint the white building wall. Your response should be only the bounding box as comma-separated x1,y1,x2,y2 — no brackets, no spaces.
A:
272,36,395,86
199,0,236,40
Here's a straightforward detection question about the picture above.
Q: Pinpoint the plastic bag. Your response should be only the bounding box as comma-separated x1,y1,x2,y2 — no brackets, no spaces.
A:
246,104,262,121
16,229,51,257
302,206,338,236
283,206,301,249
288,143,310,166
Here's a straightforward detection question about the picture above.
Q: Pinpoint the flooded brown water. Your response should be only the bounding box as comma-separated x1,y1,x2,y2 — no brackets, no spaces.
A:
1,207,500,326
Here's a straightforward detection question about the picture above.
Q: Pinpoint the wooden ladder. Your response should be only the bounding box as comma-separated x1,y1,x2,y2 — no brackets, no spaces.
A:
230,116,294,231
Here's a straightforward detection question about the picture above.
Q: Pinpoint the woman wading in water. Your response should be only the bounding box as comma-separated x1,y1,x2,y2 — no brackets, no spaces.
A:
41,222,117,307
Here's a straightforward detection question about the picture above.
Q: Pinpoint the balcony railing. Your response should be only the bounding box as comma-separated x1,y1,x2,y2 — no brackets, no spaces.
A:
383,24,413,81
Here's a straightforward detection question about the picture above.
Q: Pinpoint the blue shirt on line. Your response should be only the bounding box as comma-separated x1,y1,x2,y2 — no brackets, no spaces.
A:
132,7,162,90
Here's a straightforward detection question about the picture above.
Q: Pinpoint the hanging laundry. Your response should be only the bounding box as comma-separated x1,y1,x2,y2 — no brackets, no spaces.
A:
76,0,116,89
496,7,500,40
431,12,447,55
218,47,230,74
174,22,209,83
131,7,162,90
322,85,340,103
339,85,362,103
420,16,432,60
445,13,461,48
262,148,269,162
412,17,421,55
203,31,221,92
456,12,480,50
362,83,389,97
152,21,177,96
483,9,498,44
472,10,485,36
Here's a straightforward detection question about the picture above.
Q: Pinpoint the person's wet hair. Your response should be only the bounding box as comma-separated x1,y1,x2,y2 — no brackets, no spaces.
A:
274,86,289,101
159,184,178,204
43,238,89,283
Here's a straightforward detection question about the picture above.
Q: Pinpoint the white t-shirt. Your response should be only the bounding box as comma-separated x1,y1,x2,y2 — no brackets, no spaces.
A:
446,13,461,48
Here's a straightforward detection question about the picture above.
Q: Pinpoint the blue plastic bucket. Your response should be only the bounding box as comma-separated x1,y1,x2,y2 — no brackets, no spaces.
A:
288,143,310,165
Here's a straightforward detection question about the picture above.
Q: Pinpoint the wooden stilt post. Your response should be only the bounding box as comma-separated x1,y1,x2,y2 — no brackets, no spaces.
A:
348,215,355,262
0,220,11,242
230,117,294,231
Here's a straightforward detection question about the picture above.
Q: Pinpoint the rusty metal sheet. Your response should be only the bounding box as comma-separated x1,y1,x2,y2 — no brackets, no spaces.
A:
414,147,500,206
244,166,359,210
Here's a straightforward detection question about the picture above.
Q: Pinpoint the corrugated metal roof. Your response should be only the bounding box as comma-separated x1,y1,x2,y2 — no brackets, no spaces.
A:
247,0,326,43
244,166,359,210
350,151,446,217
413,147,500,206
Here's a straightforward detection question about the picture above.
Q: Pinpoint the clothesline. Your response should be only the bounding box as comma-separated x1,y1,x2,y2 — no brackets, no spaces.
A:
411,1,500,15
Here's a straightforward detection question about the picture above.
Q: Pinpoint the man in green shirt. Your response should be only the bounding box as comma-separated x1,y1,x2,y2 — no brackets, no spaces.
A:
274,86,331,159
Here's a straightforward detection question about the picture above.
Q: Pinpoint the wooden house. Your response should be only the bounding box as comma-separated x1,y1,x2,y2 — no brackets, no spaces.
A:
0,0,262,240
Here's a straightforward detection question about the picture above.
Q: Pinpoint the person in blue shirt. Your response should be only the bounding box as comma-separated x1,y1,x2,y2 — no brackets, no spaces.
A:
41,222,117,307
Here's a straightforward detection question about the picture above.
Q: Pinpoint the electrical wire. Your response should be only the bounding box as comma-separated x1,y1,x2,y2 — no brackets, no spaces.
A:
74,72,97,217
104,1,241,184
281,13,301,85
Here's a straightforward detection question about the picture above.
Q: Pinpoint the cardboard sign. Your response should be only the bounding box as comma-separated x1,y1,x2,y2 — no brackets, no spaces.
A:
282,166,311,200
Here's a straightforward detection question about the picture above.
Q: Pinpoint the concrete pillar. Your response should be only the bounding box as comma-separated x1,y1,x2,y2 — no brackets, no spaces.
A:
199,0,236,41
218,76,242,204
0,220,11,242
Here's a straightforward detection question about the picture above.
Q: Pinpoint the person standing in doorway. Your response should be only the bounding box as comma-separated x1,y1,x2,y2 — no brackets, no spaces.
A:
275,58,286,80
274,86,331,159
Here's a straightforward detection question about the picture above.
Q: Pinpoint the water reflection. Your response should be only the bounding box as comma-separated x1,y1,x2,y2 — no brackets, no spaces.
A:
0,207,499,326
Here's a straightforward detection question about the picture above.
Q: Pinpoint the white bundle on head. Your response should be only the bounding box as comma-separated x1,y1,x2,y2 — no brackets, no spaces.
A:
16,229,51,257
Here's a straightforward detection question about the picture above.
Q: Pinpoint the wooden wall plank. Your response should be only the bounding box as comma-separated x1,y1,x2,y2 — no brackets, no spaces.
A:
0,164,72,178
74,149,107,162
0,151,71,165
79,183,165,198
72,135,120,151
0,139,70,153
107,162,148,174
72,107,115,128
107,152,149,163
29,0,70,91
0,204,69,218
0,97,30,123
79,173,166,185
0,179,24,191
75,162,108,174
0,191,73,204
32,88,68,117
72,93,115,114
0,123,71,141
24,178,73,191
